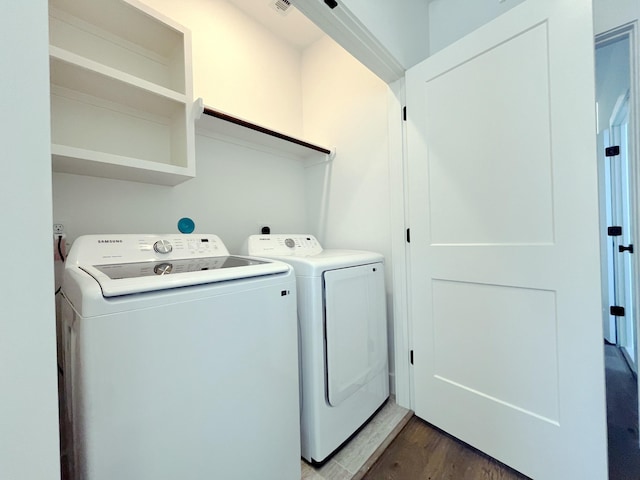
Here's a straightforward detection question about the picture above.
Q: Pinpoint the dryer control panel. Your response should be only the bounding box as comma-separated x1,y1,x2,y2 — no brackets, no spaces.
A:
246,234,323,257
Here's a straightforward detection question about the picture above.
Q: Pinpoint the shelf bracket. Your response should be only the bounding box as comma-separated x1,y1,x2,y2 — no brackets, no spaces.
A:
194,97,204,120
303,147,336,168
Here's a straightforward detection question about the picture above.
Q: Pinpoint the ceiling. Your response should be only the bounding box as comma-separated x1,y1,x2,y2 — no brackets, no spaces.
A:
226,0,326,50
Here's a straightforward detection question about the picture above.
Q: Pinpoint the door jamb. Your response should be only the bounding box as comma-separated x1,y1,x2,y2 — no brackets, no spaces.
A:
387,78,413,409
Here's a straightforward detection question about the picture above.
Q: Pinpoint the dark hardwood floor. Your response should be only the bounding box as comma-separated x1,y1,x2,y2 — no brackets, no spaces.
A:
362,346,640,480
605,344,640,480
362,416,528,480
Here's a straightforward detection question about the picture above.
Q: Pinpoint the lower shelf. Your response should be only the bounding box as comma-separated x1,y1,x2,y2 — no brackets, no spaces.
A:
52,145,195,186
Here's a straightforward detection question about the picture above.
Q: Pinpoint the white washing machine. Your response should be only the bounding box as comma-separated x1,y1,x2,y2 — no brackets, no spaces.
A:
244,234,389,464
59,234,300,480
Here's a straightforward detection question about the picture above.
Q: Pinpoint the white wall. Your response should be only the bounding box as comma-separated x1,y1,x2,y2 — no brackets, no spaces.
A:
338,0,430,68
53,136,308,253
302,37,391,264
594,0,640,36
1,2,61,479
596,39,630,130
140,0,304,137
428,0,525,55
427,0,640,57
301,36,393,382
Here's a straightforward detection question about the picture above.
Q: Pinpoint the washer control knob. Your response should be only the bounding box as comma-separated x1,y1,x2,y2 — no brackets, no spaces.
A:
154,263,173,275
284,238,295,248
153,240,173,254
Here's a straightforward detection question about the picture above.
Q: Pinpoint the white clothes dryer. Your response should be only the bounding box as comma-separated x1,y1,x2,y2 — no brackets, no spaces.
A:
60,234,300,480
244,234,389,464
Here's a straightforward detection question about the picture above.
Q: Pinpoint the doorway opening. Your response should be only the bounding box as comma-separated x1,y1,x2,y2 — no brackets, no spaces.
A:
596,26,637,370
595,22,640,477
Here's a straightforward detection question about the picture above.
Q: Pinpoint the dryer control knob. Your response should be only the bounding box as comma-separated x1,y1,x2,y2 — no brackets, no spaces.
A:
285,238,295,248
154,240,173,254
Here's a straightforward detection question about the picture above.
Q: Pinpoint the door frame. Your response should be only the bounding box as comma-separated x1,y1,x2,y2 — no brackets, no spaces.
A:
596,23,640,375
387,79,413,408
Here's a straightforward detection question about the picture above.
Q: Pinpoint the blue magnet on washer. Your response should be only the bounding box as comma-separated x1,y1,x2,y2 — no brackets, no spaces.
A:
177,217,195,234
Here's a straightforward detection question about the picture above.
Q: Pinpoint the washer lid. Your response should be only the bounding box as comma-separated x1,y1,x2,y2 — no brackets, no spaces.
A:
80,256,287,297
65,234,289,297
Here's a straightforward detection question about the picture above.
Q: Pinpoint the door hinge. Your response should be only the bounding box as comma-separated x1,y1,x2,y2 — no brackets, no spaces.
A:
406,228,410,243
403,106,407,121
606,145,621,157
610,306,626,317
608,226,623,236
410,350,414,365
619,244,634,253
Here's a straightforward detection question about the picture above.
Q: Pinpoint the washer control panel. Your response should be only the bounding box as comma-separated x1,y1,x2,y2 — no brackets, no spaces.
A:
246,234,323,257
67,234,230,265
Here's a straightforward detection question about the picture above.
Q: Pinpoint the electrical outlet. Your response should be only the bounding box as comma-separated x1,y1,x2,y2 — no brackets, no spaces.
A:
53,224,64,234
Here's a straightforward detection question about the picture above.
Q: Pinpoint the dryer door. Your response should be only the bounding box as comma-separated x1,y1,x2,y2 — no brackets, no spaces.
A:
324,262,388,406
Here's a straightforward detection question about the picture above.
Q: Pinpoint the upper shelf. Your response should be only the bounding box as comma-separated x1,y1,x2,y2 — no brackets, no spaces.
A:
49,0,187,95
195,103,335,166
49,48,186,111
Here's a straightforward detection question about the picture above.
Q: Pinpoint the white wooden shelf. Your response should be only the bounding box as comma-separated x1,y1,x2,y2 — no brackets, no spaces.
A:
50,47,187,103
49,0,186,94
51,145,194,186
196,105,335,167
48,0,195,185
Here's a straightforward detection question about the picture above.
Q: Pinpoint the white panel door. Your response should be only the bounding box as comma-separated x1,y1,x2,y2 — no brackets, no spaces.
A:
405,0,608,478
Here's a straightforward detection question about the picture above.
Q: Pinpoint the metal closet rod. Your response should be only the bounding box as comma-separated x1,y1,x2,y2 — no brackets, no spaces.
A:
202,107,332,155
